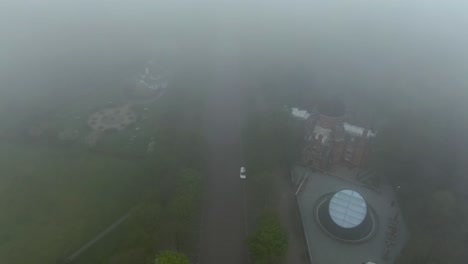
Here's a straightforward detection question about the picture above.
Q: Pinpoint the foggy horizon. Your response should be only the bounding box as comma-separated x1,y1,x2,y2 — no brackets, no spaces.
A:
1,1,467,263
2,1,467,106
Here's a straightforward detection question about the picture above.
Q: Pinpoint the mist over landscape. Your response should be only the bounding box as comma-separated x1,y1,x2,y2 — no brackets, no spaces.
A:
2,1,468,105
0,1,467,264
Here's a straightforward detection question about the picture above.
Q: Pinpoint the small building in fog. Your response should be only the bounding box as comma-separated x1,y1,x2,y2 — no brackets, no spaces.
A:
302,98,376,169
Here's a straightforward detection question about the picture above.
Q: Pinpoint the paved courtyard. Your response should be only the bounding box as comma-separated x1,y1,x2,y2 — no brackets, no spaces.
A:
293,166,409,264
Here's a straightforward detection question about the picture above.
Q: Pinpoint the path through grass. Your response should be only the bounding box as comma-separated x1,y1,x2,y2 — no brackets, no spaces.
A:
0,142,154,264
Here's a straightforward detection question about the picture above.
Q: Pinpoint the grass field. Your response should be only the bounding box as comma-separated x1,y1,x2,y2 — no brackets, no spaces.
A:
0,64,210,264
0,141,155,264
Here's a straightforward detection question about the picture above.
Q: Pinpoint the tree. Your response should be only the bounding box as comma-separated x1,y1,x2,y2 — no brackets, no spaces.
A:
168,169,202,249
154,250,189,264
243,110,291,172
248,212,288,264
169,169,201,221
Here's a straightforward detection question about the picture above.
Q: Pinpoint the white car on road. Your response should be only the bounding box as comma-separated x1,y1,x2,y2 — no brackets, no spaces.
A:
240,167,246,179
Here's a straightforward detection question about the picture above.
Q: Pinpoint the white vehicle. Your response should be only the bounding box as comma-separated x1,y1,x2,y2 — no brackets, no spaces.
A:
240,167,246,179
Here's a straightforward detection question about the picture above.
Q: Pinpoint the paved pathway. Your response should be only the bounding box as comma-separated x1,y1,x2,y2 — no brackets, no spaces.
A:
64,210,133,263
276,168,310,264
198,43,249,264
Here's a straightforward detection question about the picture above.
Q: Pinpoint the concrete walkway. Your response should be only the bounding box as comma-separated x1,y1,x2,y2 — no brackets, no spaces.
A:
277,168,310,264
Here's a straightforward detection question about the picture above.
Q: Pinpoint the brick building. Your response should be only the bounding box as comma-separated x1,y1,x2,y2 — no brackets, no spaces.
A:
302,99,375,169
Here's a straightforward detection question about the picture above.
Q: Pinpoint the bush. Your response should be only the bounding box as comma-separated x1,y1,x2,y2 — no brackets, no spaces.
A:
154,250,189,264
248,212,288,264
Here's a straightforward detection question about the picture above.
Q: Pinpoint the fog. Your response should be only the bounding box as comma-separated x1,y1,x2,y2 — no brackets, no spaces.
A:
1,0,468,164
1,0,468,156
0,0,468,263
2,0,468,107
2,1,465,151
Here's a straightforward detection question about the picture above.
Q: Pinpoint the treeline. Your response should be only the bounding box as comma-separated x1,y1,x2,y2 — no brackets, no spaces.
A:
104,168,201,264
243,109,301,171
242,109,296,264
248,212,288,264
107,85,207,264
374,109,467,264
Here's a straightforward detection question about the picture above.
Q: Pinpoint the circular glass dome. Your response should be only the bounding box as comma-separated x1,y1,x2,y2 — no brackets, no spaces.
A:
329,190,367,228
315,190,376,242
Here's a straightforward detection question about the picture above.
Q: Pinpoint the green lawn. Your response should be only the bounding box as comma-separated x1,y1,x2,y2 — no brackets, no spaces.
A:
0,68,209,264
0,141,154,264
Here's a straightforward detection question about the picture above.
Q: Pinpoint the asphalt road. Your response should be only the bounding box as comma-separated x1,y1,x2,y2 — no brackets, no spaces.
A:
198,47,249,264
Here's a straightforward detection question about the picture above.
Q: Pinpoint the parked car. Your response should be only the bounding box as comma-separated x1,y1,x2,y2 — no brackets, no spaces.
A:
240,167,246,179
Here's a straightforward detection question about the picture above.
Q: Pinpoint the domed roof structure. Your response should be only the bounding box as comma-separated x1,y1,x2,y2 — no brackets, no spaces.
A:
329,190,367,228
316,190,375,242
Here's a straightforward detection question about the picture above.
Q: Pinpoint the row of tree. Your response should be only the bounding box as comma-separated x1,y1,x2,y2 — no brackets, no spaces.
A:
248,212,288,264
106,82,209,264
105,168,201,264
373,109,467,264
154,250,189,264
242,109,292,264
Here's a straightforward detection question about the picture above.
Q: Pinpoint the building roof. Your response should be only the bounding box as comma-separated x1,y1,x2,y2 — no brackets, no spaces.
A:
329,190,367,228
313,125,332,144
291,108,310,120
343,122,376,138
